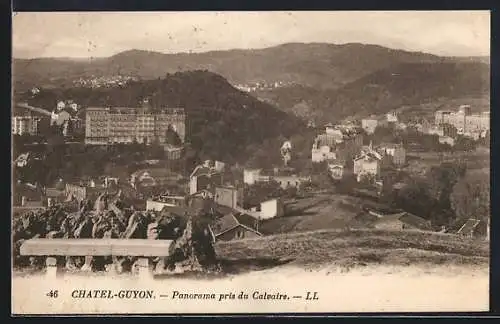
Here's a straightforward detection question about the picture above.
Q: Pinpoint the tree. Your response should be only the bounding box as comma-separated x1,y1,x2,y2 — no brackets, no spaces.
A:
242,180,283,209
165,125,182,147
450,171,490,222
424,161,467,226
426,161,467,205
393,178,436,221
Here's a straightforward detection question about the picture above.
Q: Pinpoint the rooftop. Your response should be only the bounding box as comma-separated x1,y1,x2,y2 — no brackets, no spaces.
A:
457,219,481,235
212,212,261,236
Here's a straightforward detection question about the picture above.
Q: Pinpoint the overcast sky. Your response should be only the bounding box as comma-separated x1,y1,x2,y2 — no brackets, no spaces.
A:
12,11,490,59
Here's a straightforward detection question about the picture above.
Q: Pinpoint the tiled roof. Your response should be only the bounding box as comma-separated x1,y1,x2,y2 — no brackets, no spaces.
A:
212,212,261,236
213,213,240,235
327,158,346,166
234,213,259,231
354,150,383,161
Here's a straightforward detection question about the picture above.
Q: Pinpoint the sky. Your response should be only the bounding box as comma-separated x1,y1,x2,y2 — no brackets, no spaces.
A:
12,11,491,59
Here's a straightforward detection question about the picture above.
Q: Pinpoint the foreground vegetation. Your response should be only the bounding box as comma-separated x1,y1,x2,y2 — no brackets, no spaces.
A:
216,228,489,272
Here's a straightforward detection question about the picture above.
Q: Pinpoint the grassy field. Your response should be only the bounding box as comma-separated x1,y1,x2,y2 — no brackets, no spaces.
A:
215,228,489,273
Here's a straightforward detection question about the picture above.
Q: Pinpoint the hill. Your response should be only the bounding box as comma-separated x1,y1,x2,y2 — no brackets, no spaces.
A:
255,61,490,123
13,42,482,92
216,228,489,270
19,70,307,165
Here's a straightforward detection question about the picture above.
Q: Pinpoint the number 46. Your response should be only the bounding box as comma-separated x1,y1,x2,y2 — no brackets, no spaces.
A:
46,290,59,298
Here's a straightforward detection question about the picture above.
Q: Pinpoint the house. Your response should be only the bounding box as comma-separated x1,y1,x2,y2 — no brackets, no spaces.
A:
327,159,346,180
311,124,363,163
65,184,88,202
272,175,309,189
215,186,243,209
146,195,186,211
439,136,455,146
131,168,183,189
45,187,66,206
243,168,309,189
311,142,337,163
378,143,406,167
463,131,481,141
456,218,488,239
369,211,433,231
426,126,445,136
259,197,285,219
211,212,263,242
243,169,265,185
353,146,382,182
15,153,31,167
189,162,224,195
13,183,44,207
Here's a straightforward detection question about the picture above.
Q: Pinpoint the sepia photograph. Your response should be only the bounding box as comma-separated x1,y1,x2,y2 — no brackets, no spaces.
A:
11,10,490,315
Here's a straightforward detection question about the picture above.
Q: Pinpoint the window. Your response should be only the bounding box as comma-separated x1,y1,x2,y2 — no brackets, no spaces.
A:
236,230,244,239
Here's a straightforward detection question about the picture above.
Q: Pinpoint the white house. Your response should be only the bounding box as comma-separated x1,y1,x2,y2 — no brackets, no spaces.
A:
259,197,285,220
56,101,66,111
311,144,337,163
243,169,264,185
327,160,346,180
353,147,382,182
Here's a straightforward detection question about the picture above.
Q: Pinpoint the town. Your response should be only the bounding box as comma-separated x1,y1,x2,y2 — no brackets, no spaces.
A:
13,94,490,251
11,11,492,316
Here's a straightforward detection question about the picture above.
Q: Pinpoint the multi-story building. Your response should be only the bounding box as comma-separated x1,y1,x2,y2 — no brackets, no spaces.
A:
353,146,383,182
435,105,489,135
85,106,186,145
434,110,454,125
12,116,40,135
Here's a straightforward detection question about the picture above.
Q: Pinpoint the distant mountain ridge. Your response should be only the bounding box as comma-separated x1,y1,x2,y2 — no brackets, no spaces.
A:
13,42,489,92
255,61,490,123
